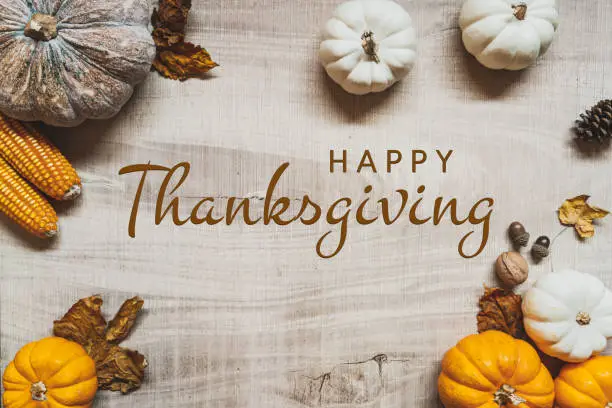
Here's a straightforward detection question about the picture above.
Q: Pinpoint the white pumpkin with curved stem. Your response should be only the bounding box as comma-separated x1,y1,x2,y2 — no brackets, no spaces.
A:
459,0,559,70
523,270,612,363
319,0,417,95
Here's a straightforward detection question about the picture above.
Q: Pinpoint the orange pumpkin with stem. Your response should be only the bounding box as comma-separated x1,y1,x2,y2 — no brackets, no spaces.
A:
438,330,555,408
2,337,98,408
556,355,612,408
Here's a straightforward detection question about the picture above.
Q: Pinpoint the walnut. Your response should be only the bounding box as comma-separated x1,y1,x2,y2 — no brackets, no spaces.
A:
495,252,528,287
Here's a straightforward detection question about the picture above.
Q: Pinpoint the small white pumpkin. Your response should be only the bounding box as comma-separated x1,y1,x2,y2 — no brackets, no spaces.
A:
459,0,559,71
319,0,417,95
523,270,612,363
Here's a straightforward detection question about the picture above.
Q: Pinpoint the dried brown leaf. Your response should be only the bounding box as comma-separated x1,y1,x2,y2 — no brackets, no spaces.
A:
53,296,146,394
477,286,525,339
106,296,144,344
152,27,185,48
558,195,609,238
53,295,106,349
153,43,218,81
89,340,148,394
153,0,191,33
152,0,217,80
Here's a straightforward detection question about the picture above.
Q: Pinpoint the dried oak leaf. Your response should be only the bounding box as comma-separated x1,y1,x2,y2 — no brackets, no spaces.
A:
477,286,525,339
154,43,218,81
152,0,218,80
152,0,190,32
106,296,145,344
52,295,106,349
53,295,147,394
152,27,185,48
89,340,148,394
558,195,609,238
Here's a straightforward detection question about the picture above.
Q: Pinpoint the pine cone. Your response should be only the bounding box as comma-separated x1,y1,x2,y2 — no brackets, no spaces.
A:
574,99,612,144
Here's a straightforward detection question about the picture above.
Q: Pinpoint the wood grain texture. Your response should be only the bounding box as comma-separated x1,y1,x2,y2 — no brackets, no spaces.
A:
1,0,612,407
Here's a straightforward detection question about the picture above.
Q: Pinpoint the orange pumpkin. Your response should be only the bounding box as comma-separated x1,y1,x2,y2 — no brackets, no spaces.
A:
438,330,555,408
2,337,98,408
555,355,612,408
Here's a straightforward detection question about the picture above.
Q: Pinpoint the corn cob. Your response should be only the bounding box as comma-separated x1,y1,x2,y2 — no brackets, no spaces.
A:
0,113,81,201
0,156,58,238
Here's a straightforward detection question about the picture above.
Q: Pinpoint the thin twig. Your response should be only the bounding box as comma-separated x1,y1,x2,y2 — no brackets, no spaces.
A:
550,227,570,273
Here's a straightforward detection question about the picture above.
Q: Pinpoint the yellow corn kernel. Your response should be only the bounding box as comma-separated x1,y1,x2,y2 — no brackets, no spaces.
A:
0,113,81,201
0,156,58,238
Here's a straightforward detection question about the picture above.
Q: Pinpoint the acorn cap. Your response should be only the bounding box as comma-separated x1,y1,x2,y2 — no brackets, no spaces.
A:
531,236,551,258
532,244,549,258
512,232,530,247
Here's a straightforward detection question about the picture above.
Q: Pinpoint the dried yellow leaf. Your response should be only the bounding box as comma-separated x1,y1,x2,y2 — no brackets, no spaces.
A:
558,195,609,238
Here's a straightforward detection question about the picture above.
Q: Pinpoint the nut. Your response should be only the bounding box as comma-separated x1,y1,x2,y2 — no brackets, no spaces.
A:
508,221,529,247
495,251,529,287
531,235,550,258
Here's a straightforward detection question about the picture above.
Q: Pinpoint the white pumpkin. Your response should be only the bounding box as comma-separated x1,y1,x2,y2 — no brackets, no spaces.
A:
319,0,417,95
459,0,559,71
523,270,612,363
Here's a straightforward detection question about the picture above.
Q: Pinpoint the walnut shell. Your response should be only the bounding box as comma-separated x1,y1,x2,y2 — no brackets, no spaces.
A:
495,252,528,287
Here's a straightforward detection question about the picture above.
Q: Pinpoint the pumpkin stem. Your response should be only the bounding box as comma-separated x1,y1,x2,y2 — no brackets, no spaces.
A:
24,13,58,42
576,312,592,326
512,3,528,21
361,31,380,63
494,384,526,407
31,381,47,401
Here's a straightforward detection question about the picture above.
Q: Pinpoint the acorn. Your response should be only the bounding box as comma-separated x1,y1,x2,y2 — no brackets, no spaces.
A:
508,222,529,247
531,235,550,259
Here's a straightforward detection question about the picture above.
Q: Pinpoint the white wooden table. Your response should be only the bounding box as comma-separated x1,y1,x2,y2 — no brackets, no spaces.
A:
2,0,612,407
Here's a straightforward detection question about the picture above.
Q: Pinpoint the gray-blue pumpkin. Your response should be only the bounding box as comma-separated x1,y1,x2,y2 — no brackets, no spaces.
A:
0,0,156,127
